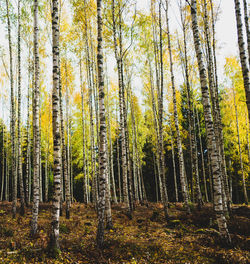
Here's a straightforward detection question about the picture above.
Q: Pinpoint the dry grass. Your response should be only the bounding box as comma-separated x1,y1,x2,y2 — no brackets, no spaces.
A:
0,202,249,263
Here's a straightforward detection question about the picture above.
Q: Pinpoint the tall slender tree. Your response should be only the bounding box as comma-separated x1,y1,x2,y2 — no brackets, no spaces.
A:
242,0,250,67
190,0,231,243
49,0,62,253
6,0,16,219
158,1,169,219
165,0,191,210
234,0,250,124
30,0,40,236
96,0,107,249
17,0,25,216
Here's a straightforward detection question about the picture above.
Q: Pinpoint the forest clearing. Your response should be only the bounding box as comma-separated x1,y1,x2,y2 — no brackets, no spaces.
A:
0,0,250,262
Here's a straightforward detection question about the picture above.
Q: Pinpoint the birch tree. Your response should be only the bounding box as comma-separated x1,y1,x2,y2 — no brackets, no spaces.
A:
49,0,62,254
234,0,250,124
190,0,231,244
30,0,40,236
96,0,107,249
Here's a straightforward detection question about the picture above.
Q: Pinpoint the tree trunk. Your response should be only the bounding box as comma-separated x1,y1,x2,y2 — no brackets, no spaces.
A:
242,0,250,67
65,61,71,218
106,73,117,204
17,0,25,215
30,0,40,236
195,108,209,203
49,0,62,254
117,133,122,202
105,131,113,229
190,0,231,243
80,59,88,204
158,2,169,220
1,121,4,201
6,0,16,219
148,57,163,202
96,0,108,249
170,125,178,202
234,0,250,124
165,1,190,211
204,0,230,212
233,87,248,204
112,0,129,211
25,47,31,206
85,26,96,205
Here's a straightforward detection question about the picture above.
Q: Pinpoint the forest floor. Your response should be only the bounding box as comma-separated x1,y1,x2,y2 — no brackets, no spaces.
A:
0,202,249,264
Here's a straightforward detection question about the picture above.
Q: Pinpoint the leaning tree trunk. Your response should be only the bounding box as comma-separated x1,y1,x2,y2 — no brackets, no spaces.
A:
6,0,16,219
85,27,96,205
234,0,250,124
17,0,25,216
204,0,229,212
158,2,169,219
49,0,62,254
30,0,40,236
96,0,108,249
190,0,231,244
242,0,250,67
179,2,203,207
165,0,191,211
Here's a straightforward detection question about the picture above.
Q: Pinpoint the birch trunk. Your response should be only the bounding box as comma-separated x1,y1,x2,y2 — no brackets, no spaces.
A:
106,74,117,204
117,134,122,202
25,47,31,206
105,131,113,229
49,0,62,253
190,0,231,243
96,0,107,248
6,0,16,219
158,2,169,219
30,0,40,236
165,1,190,211
112,0,129,210
234,0,250,124
196,108,209,202
242,0,250,67
204,0,229,211
148,57,163,202
17,0,25,215
151,2,164,202
170,125,178,202
65,61,71,218
80,59,88,204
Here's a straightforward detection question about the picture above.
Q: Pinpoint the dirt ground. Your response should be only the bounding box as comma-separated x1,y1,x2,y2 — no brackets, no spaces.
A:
0,201,249,263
